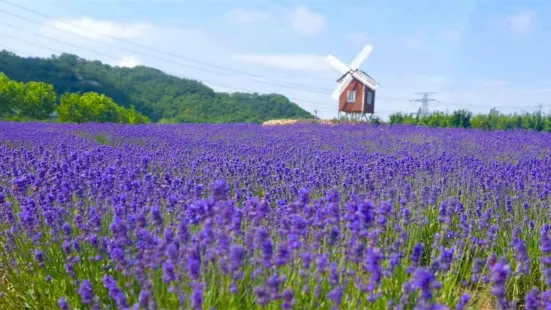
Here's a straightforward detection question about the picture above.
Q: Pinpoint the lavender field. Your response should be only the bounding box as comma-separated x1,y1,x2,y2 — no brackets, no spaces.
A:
1,122,551,310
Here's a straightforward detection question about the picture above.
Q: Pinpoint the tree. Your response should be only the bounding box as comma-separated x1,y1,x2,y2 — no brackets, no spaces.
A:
57,91,149,124
450,110,472,128
58,92,118,123
117,105,150,124
0,72,26,117
1,71,149,124
471,114,488,130
18,81,57,119
0,50,314,123
389,112,405,125
57,93,84,123
1,73,56,120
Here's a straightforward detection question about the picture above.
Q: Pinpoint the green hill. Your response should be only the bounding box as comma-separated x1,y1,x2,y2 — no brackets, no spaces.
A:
0,50,314,123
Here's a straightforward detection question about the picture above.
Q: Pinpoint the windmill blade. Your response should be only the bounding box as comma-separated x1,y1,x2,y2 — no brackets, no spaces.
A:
325,54,350,74
331,74,353,100
350,44,373,70
351,70,379,90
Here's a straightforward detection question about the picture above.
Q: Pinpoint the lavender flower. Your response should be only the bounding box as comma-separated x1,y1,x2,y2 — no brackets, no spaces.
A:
490,259,511,310
34,249,45,267
254,285,270,306
57,297,69,310
78,280,94,305
455,293,470,310
525,288,540,310
411,267,441,301
1,121,551,309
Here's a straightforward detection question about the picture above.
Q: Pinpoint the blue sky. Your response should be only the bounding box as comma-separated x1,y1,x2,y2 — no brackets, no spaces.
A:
1,0,551,120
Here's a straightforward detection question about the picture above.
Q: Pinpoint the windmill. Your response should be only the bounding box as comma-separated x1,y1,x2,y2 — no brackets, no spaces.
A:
326,44,379,121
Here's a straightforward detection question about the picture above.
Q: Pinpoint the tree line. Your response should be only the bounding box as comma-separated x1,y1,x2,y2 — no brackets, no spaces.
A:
0,51,313,123
388,108,551,131
0,72,149,124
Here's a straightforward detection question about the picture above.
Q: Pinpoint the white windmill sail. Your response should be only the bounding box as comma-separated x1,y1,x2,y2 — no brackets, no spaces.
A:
326,43,378,103
350,44,373,70
331,74,353,100
325,55,349,74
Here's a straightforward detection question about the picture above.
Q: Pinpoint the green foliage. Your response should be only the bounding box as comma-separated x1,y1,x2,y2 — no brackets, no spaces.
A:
0,72,57,120
0,72,20,115
389,111,420,125
1,71,149,124
0,50,314,123
20,81,57,120
57,91,150,124
389,108,551,132
116,105,150,125
58,92,118,123
449,109,472,128
368,114,381,124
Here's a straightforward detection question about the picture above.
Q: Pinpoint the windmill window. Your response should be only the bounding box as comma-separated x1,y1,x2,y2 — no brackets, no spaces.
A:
367,91,373,105
347,91,356,103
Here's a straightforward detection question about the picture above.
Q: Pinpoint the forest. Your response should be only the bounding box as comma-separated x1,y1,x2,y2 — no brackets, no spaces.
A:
0,50,314,123
388,108,551,132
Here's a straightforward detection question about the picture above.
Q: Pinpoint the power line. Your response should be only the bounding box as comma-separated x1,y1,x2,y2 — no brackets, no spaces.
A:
0,3,333,93
0,17,411,104
0,34,355,118
4,35,547,117
2,33,547,117
0,36,326,112
0,37,401,115
0,22,120,61
0,3,416,104
0,39,408,118
0,20,326,103
3,1,548,116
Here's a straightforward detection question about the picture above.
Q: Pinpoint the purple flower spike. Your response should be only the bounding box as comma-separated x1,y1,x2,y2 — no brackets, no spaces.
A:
455,293,470,310
34,249,45,267
78,279,94,305
57,297,69,310
489,258,510,310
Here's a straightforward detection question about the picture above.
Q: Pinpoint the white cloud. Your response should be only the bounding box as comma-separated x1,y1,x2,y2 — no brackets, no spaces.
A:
233,54,331,72
118,56,141,68
0,14,341,120
507,9,535,35
4,10,550,122
226,9,269,24
45,18,154,41
290,5,325,35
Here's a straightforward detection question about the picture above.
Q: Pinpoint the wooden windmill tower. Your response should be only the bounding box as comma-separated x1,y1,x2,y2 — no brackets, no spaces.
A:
325,44,379,121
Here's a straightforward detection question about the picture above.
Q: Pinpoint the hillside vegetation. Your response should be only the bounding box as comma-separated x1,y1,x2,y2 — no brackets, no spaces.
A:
0,50,314,123
0,72,149,124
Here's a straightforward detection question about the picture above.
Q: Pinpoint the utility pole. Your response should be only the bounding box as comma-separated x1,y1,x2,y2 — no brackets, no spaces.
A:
411,92,438,117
